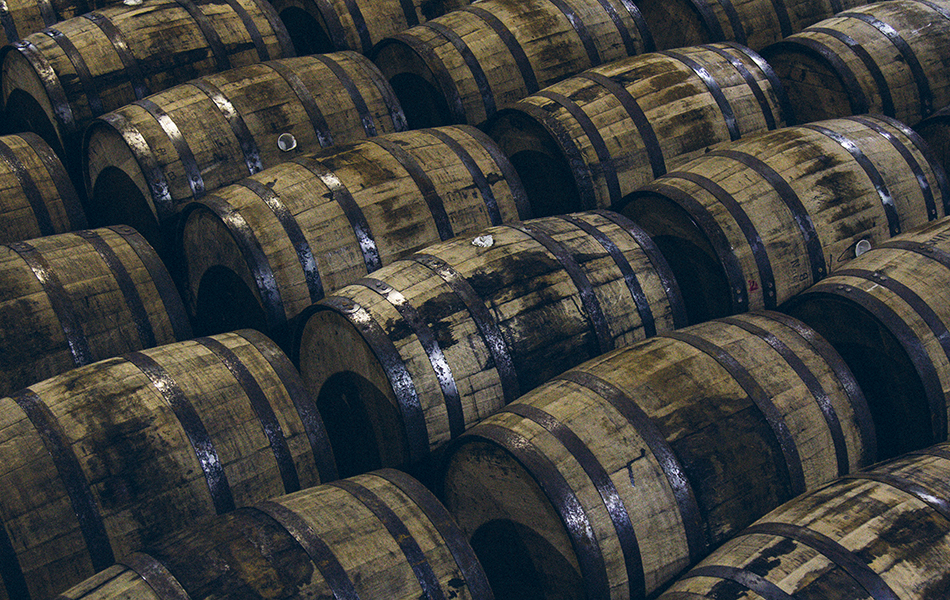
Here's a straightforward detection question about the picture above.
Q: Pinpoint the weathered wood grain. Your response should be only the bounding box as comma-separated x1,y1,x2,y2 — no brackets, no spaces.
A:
270,0,471,54
440,311,875,599
620,115,947,324
0,330,336,600
371,0,655,127
762,0,950,126
83,52,407,252
657,443,950,599
785,215,950,459
486,42,793,217
293,210,686,477
637,0,869,51
0,131,85,242
0,225,191,396
56,470,493,600
179,125,529,347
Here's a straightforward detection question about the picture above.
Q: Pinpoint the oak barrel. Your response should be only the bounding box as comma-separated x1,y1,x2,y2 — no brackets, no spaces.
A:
784,216,950,460
0,329,337,600
485,42,793,217
179,125,530,347
293,210,686,477
761,0,950,127
619,114,947,325
0,0,294,172
0,225,191,397
0,0,129,44
83,52,407,252
439,311,876,600
370,0,655,128
270,0,471,55
57,469,492,600
636,0,869,52
0,131,85,242
657,443,950,599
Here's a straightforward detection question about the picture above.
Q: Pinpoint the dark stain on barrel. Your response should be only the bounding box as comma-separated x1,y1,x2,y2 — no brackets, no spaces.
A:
705,577,749,600
0,295,67,393
384,315,414,344
319,149,401,187
72,380,172,510
834,216,876,240
794,564,868,599
566,84,602,105
419,290,461,350
446,576,466,599
465,249,561,299
744,536,798,576
859,506,948,568
376,194,433,239
145,509,317,597
920,569,950,600
814,170,863,204
664,398,793,544
676,109,722,153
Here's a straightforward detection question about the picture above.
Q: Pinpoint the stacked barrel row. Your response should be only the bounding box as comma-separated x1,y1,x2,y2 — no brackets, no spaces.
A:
0,3,507,600
0,1,668,599
353,1,950,599
1,0,950,599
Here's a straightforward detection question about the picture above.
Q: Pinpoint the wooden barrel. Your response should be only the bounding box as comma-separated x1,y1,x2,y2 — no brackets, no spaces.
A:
0,131,85,242
179,125,530,348
0,0,294,172
619,115,948,325
370,0,655,128
292,210,687,477
761,0,950,127
83,52,407,252
485,42,794,218
0,329,336,600
269,0,472,55
57,469,492,600
636,0,869,52
915,103,950,180
657,443,950,599
783,216,950,461
0,0,127,43
0,225,191,397
439,311,877,600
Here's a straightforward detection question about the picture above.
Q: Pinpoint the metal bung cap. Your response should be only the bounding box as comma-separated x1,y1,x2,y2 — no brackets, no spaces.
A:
278,133,297,152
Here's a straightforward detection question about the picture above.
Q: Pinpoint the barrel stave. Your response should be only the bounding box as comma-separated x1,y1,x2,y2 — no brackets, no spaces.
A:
0,132,85,243
0,227,189,396
84,52,408,254
55,470,493,600
270,0,472,54
638,0,870,52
